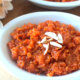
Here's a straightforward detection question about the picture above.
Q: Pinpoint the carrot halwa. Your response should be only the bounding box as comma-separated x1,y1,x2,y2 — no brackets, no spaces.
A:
8,20,80,76
45,0,76,2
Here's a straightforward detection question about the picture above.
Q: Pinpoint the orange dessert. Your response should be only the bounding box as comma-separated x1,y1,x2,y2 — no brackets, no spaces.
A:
8,20,80,76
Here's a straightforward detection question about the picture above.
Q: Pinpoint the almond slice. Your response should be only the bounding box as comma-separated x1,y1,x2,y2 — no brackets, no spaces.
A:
45,32,58,40
43,43,49,55
38,36,47,44
47,38,53,42
57,33,63,44
50,41,62,48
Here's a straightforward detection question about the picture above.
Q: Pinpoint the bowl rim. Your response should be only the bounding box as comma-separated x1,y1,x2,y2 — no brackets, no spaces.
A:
0,11,80,80
29,0,80,7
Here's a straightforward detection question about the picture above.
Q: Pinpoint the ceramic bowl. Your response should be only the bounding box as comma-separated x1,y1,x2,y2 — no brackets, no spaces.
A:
0,12,80,80
29,0,80,10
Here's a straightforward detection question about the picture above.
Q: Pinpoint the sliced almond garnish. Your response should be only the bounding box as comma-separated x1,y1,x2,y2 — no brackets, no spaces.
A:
45,32,58,40
50,41,62,48
57,33,63,44
38,36,47,44
47,38,53,42
37,32,63,55
43,43,49,55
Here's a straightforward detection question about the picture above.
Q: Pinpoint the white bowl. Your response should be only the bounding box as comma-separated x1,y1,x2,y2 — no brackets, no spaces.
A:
29,0,80,10
0,11,80,80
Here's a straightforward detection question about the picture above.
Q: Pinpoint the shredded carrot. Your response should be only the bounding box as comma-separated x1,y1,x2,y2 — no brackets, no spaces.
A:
8,20,80,76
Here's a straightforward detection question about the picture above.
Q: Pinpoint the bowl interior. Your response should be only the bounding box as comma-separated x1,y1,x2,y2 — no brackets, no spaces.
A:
0,12,80,80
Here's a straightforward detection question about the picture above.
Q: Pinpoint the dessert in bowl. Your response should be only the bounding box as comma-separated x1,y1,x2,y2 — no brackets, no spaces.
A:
0,12,80,80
